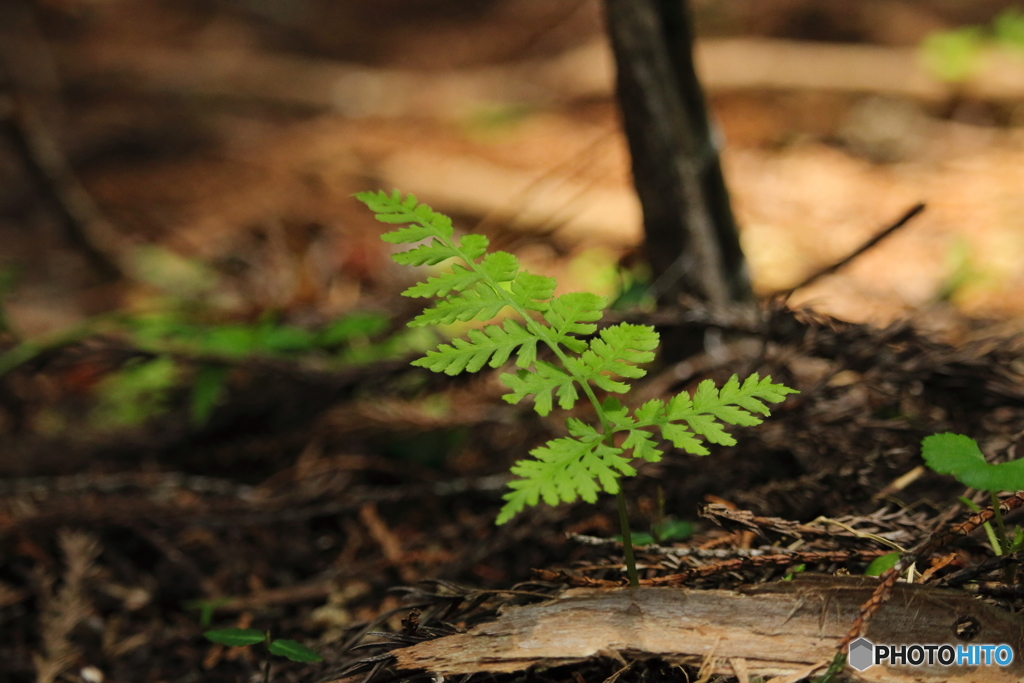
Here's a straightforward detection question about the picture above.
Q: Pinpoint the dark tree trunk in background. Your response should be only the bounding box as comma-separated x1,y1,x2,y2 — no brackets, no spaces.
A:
602,0,750,306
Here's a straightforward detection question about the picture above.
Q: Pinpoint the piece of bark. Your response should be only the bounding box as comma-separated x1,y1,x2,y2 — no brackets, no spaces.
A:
392,575,1024,682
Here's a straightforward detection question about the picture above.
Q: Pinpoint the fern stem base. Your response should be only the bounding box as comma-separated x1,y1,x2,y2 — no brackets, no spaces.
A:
616,491,640,587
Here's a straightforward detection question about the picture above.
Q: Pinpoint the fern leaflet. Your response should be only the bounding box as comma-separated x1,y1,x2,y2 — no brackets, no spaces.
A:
412,319,537,375
497,419,634,524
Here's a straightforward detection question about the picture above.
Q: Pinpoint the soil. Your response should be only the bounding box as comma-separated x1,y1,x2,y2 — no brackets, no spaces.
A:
3,2,1024,683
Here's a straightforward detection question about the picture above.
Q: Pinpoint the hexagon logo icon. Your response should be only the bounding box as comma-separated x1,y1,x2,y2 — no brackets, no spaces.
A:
848,637,875,671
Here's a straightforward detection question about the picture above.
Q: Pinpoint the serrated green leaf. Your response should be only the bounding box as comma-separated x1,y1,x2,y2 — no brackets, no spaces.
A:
391,239,459,267
660,423,709,455
480,251,519,283
566,417,598,439
356,191,455,242
510,272,556,311
691,379,721,412
402,264,482,298
268,639,323,663
500,361,577,416
203,628,266,647
622,428,663,462
544,292,605,350
707,404,761,427
633,399,665,425
459,234,489,260
921,432,1024,492
410,283,507,327
732,394,770,416
684,414,736,446
496,486,534,525
747,373,800,403
654,374,797,455
577,323,658,394
411,319,535,375
717,373,741,399
605,401,634,431
665,391,693,421
498,430,632,524
354,189,403,215
378,223,438,244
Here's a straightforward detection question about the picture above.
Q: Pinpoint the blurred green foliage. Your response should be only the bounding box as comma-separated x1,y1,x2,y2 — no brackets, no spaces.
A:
921,26,985,82
921,8,1024,83
91,356,179,429
0,266,18,334
0,243,444,432
621,517,694,546
88,309,433,429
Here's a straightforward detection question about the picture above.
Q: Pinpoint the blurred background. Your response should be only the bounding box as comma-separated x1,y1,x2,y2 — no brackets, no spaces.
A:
3,0,1024,341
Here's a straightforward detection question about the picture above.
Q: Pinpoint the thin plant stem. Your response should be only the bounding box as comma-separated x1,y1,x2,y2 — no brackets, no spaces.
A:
263,632,272,683
617,491,640,587
811,653,847,683
959,495,1002,556
991,491,1007,556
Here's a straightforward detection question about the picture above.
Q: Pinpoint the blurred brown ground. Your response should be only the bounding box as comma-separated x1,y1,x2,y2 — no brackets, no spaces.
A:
2,0,1024,339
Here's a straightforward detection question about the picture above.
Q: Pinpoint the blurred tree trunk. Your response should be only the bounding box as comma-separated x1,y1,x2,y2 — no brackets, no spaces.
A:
602,0,750,306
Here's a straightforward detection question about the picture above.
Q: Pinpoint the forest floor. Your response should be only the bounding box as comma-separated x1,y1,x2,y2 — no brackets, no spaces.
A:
3,2,1024,682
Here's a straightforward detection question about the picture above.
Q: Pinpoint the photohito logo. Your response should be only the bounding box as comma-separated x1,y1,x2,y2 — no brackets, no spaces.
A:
848,637,1014,671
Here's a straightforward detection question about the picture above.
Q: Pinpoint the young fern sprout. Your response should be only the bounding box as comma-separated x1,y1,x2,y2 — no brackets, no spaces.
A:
358,189,798,586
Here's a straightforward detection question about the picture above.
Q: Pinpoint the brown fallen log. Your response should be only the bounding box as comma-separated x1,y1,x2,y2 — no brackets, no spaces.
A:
392,575,1024,683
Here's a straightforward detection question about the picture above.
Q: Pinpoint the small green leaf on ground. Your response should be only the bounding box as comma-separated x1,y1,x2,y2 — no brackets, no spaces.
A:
921,432,1024,491
203,628,265,647
268,639,323,662
864,552,901,577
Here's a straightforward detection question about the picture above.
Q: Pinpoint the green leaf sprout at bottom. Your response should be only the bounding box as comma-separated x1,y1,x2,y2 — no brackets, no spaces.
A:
203,628,322,663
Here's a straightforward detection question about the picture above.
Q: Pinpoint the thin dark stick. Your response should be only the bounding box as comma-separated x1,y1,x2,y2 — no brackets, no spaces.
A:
778,203,926,300
0,92,125,279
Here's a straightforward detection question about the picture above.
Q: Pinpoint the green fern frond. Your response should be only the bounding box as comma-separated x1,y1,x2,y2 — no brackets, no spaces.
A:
480,251,520,282
603,376,796,460
402,264,480,298
500,361,578,416
497,419,634,524
661,373,797,449
509,272,556,312
411,319,537,375
363,191,452,240
570,323,658,393
543,292,605,353
410,283,508,327
390,242,458,267
358,189,799,530
616,399,666,463
621,427,664,463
